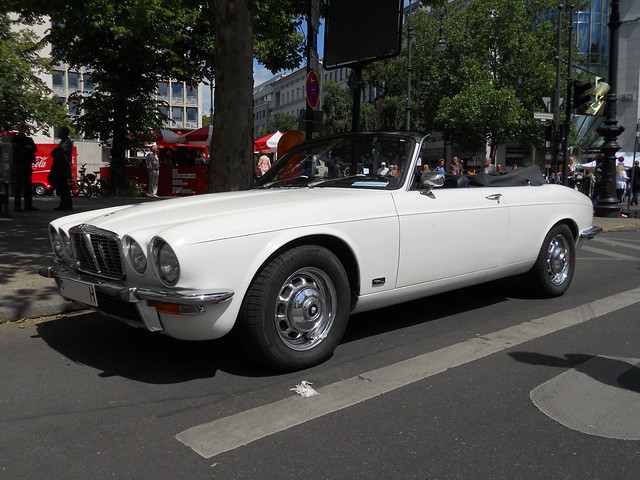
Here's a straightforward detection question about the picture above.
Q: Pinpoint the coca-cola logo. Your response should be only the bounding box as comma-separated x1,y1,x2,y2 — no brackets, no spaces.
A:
34,156,48,168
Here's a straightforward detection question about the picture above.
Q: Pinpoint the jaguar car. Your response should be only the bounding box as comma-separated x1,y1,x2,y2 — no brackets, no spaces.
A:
40,131,601,371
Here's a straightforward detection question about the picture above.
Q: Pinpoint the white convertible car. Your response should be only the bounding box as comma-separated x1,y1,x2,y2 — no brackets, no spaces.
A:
41,132,600,371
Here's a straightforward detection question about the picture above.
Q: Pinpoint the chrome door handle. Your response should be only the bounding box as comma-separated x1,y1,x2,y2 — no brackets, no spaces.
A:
485,193,502,203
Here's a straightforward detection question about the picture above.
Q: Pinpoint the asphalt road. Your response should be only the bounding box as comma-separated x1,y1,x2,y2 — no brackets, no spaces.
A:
1,230,639,480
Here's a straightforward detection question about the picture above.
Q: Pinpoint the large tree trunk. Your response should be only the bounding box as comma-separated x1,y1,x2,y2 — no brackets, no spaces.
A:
210,0,254,192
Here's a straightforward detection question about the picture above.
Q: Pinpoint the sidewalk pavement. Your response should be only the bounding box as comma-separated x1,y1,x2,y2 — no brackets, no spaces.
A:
1,194,639,324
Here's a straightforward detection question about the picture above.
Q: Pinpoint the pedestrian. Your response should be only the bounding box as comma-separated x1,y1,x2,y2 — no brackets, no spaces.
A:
615,157,628,203
377,161,389,176
48,126,73,211
629,160,640,206
256,151,271,177
451,156,463,176
435,158,446,175
11,122,38,212
483,157,496,174
145,145,160,197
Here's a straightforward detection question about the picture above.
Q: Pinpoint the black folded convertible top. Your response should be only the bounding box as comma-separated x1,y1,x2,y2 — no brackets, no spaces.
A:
468,166,546,187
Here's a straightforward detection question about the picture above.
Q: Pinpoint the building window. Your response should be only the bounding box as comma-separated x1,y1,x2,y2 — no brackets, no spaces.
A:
158,82,169,101
172,83,184,104
82,73,93,91
158,106,169,124
68,71,80,91
186,85,198,104
53,70,65,93
171,106,184,126
186,107,198,128
68,99,80,116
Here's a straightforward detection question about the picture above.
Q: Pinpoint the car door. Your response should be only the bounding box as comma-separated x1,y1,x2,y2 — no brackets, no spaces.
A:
392,186,508,288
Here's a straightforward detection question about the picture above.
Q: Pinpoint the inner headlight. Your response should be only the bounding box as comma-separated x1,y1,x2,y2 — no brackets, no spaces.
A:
154,239,180,285
125,236,147,274
50,226,64,258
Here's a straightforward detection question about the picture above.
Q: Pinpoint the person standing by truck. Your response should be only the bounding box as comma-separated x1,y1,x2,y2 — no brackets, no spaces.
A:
11,122,38,212
48,126,74,211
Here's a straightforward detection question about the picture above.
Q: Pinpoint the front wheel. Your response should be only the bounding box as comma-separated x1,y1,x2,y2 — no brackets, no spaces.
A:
237,245,351,372
524,224,575,298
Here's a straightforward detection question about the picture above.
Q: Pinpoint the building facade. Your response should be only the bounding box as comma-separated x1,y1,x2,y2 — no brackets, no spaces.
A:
13,17,203,175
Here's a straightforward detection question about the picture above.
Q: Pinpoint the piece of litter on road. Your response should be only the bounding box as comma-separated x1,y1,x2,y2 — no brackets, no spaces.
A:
290,380,318,397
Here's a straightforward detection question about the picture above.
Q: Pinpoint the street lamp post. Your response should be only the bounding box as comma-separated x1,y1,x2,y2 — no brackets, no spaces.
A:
594,0,624,217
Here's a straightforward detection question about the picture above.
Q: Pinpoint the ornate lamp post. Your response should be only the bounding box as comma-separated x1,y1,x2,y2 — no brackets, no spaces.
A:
594,0,624,217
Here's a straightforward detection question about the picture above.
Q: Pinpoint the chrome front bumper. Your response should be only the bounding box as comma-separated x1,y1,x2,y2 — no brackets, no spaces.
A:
39,263,234,332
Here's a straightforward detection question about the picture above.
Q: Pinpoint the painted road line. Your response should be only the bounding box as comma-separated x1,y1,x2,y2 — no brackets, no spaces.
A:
592,237,640,251
581,245,638,260
176,287,640,458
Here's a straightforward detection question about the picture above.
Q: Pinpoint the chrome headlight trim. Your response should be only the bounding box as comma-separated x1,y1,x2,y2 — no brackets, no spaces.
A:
50,226,64,258
152,237,180,286
124,236,147,275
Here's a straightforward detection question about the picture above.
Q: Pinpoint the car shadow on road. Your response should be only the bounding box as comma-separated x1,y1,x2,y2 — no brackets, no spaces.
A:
509,351,640,393
341,276,532,344
34,313,277,383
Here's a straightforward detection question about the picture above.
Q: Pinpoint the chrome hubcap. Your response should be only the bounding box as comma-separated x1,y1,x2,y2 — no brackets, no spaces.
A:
275,267,336,351
546,234,570,286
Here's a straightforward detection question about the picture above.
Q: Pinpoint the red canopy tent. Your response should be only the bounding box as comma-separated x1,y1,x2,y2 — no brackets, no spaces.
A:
254,130,283,153
183,125,212,146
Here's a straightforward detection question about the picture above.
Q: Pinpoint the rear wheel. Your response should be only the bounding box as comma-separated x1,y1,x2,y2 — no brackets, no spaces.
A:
34,183,47,196
238,245,351,372
524,224,575,297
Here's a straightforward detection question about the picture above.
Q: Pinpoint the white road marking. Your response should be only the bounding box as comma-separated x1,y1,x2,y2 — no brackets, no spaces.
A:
592,237,640,251
581,245,638,260
176,287,640,458
531,356,640,440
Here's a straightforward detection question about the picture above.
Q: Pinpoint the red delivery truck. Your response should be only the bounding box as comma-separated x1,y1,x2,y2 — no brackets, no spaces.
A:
32,143,78,195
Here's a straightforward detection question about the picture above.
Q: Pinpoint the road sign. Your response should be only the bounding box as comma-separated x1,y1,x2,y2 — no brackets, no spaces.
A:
306,71,320,109
534,112,554,121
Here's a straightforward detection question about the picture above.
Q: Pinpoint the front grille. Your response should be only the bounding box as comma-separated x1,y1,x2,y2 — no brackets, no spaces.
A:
70,225,125,280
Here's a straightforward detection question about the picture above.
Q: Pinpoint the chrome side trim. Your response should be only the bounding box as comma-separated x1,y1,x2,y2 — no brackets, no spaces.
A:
577,226,603,248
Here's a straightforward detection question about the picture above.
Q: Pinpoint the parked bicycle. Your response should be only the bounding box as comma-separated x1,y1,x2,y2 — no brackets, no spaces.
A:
75,164,102,197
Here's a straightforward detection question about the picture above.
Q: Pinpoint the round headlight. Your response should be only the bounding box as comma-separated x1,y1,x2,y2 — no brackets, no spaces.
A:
156,241,180,285
51,227,64,258
126,237,147,274
60,230,74,259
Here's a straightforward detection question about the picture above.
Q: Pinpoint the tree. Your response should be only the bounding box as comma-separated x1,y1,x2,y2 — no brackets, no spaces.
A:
0,14,66,132
259,113,298,138
210,0,307,192
364,0,562,159
43,0,213,192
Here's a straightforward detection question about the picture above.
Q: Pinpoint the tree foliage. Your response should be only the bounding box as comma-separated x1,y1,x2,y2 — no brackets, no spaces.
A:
0,14,66,132
364,0,563,159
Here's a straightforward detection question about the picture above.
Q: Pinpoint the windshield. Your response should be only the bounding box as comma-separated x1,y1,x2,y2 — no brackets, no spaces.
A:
254,133,417,190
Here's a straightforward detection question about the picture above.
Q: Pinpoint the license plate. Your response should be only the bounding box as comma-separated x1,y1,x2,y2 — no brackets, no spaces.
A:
60,278,98,307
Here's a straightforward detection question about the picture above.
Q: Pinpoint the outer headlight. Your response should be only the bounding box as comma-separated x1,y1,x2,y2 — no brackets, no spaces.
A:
154,239,180,285
60,230,74,259
50,226,64,258
124,236,147,274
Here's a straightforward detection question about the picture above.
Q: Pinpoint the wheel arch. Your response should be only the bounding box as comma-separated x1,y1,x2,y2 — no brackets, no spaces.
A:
252,234,360,311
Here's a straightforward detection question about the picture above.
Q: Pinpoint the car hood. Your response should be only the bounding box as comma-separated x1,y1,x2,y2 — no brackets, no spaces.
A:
53,188,396,245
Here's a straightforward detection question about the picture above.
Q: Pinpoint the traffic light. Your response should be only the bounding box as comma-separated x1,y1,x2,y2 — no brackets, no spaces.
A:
571,80,592,111
586,81,610,115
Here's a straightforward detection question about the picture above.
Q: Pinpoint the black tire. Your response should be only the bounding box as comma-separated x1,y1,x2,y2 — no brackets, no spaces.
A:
524,224,575,298
238,245,351,372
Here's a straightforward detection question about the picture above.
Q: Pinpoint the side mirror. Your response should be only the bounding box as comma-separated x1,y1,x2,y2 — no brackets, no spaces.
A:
420,171,445,195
